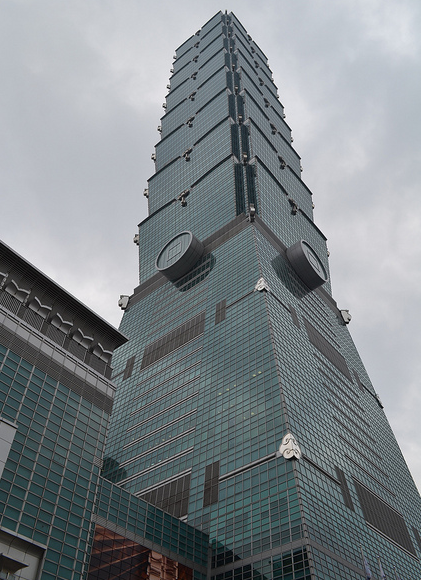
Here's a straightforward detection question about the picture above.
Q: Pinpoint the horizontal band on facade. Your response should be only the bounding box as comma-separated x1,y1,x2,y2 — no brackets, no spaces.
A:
127,392,199,434
365,522,419,561
130,377,200,417
116,447,194,486
300,454,341,486
129,213,343,325
348,458,395,496
133,346,202,389
210,536,365,577
119,427,196,468
133,362,201,402
134,468,192,497
219,452,278,481
0,310,114,414
123,410,197,450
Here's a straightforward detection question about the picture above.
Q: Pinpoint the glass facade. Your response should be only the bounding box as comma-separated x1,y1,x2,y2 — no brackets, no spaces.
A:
0,241,207,580
88,526,195,580
89,478,209,580
0,241,128,579
104,10,421,579
0,343,109,579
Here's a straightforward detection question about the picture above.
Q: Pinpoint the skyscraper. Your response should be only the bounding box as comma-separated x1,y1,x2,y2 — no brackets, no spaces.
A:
105,11,421,579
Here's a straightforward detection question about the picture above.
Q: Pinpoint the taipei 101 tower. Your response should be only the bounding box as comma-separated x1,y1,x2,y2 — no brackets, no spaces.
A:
104,11,421,580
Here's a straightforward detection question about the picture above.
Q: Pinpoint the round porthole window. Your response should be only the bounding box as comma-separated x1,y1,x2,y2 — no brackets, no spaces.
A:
156,231,204,280
286,240,328,290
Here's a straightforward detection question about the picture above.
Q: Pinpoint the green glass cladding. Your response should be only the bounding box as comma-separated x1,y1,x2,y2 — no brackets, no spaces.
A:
0,239,128,579
95,478,209,570
138,10,329,290
0,343,108,580
106,10,421,580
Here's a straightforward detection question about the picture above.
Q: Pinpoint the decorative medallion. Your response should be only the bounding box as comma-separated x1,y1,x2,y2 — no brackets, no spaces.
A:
286,240,328,290
279,433,302,460
340,309,352,324
156,232,204,281
254,278,269,292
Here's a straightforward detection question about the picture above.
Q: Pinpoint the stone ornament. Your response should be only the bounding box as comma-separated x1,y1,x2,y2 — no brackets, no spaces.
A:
254,278,269,292
279,433,302,460
340,309,352,324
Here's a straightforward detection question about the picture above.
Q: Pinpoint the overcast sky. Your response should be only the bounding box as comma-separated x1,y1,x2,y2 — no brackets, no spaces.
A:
1,0,420,490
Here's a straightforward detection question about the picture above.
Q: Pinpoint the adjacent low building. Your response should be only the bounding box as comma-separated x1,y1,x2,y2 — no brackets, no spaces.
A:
0,240,209,580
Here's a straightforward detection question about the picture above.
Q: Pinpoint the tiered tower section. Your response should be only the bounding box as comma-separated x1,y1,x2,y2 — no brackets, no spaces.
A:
105,11,421,580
